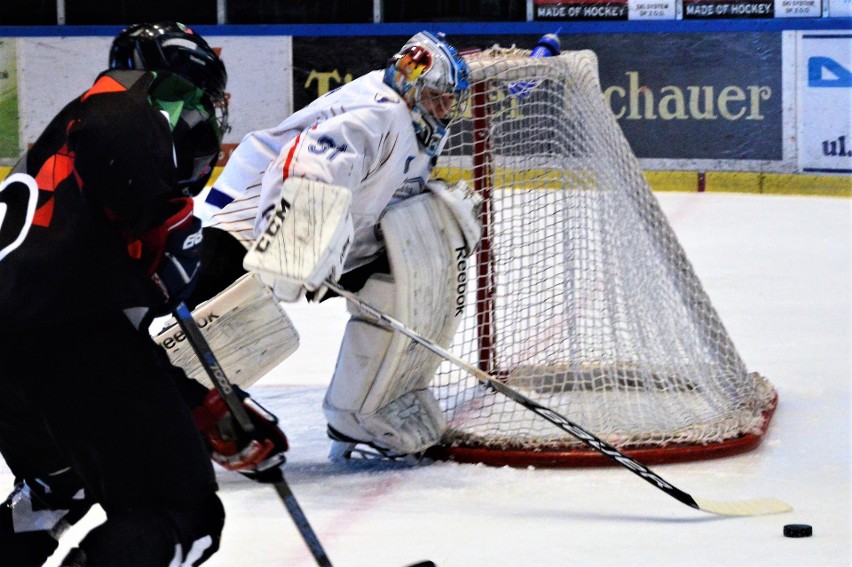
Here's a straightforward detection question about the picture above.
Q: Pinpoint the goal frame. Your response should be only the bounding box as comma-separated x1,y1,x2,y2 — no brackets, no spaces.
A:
430,47,778,468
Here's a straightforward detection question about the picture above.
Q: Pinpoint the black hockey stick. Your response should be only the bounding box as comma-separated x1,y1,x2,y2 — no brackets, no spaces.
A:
323,282,791,517
173,302,334,567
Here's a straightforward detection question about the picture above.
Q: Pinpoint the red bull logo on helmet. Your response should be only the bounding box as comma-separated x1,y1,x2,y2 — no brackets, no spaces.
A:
390,45,433,97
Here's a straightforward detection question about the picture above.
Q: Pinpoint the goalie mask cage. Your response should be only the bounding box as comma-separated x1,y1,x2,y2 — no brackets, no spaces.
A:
429,47,778,467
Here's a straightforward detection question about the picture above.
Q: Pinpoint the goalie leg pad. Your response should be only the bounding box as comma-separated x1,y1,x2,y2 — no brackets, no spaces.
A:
323,192,470,455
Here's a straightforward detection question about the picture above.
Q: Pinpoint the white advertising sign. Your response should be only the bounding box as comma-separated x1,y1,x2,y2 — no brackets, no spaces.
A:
828,0,851,16
774,0,823,17
18,35,292,159
797,32,852,173
18,37,111,146
628,0,678,19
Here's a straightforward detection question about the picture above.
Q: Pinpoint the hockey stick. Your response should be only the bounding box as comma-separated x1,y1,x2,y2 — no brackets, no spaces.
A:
322,282,792,518
173,302,334,567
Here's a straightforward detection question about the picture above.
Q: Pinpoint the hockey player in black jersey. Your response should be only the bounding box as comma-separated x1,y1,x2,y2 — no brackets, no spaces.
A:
0,22,286,566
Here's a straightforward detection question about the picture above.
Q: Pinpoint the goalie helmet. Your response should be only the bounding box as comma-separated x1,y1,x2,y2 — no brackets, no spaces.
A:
109,21,229,195
384,31,470,156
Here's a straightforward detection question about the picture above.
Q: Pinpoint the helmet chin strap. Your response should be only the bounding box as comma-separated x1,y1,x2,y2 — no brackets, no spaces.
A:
411,105,447,157
395,85,446,157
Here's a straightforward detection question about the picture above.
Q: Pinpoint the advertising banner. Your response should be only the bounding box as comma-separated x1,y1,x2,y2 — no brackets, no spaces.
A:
533,0,680,18
828,0,852,15
774,0,823,17
294,33,783,162
533,0,629,20
11,32,786,169
535,0,827,15
627,0,679,19
18,37,119,148
682,0,774,18
15,36,292,160
797,33,852,173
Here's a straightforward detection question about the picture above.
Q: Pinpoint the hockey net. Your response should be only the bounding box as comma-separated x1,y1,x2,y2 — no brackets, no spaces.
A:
429,47,778,467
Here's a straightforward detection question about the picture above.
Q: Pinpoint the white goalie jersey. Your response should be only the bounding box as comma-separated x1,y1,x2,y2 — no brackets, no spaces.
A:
203,70,440,272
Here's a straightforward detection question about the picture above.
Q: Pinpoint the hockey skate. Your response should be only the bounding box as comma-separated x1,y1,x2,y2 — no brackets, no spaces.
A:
326,426,433,465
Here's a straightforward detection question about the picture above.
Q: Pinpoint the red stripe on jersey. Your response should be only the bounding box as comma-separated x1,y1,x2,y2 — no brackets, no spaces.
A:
32,148,75,227
281,131,303,183
31,197,54,227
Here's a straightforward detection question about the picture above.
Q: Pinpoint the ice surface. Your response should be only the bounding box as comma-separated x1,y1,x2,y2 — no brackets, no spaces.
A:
4,192,848,567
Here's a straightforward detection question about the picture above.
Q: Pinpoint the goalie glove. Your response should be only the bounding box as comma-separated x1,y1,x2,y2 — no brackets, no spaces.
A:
425,179,483,255
192,388,289,483
134,197,204,316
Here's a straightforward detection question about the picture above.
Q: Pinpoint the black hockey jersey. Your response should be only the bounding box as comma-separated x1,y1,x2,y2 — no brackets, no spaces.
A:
0,70,186,331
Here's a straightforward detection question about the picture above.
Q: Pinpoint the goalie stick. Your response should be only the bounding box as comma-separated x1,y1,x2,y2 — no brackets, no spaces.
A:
322,281,792,518
173,302,334,567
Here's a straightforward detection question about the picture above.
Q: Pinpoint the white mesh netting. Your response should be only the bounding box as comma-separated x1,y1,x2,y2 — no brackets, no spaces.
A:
430,48,777,464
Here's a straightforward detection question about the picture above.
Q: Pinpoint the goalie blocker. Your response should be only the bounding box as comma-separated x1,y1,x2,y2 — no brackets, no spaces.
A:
155,273,299,390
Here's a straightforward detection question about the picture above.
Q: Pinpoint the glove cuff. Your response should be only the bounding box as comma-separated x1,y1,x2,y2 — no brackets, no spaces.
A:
192,389,227,431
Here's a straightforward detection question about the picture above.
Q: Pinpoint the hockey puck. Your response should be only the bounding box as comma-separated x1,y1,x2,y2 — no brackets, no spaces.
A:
783,524,813,538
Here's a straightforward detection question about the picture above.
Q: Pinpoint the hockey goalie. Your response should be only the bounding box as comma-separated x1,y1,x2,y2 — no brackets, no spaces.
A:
185,31,479,461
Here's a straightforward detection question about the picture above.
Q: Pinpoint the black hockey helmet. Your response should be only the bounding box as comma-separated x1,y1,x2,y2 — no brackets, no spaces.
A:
110,22,227,112
110,22,229,195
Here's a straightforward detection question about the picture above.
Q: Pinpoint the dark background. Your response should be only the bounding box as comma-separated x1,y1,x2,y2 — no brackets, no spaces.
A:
0,0,525,25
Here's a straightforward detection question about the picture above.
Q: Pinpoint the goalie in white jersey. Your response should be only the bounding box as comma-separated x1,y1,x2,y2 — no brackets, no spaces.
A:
192,31,482,460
